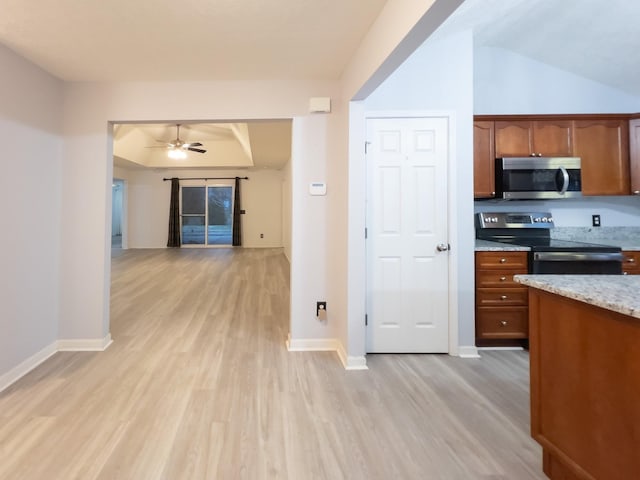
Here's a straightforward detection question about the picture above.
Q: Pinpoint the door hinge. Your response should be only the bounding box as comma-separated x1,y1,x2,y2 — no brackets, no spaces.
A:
365,314,368,326
365,141,371,154
365,227,368,239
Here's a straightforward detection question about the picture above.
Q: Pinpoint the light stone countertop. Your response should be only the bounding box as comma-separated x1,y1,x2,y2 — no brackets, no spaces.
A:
566,238,640,251
514,274,640,319
552,227,640,251
475,239,530,251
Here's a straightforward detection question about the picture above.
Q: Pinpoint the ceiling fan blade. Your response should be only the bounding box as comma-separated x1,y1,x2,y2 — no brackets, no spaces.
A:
188,147,207,154
187,142,203,147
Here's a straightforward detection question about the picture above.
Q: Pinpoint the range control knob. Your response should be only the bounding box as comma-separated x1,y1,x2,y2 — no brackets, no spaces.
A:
534,217,541,223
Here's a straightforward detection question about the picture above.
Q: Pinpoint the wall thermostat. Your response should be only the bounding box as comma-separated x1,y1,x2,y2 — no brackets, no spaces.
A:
309,182,327,196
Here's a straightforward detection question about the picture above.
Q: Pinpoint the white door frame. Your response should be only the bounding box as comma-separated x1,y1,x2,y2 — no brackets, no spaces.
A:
360,110,459,357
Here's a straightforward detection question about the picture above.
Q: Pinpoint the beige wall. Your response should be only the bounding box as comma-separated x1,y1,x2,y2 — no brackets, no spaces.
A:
115,167,285,248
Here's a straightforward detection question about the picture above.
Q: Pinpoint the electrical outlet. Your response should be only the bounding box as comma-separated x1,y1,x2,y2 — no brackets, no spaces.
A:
592,214,601,227
260,233,264,238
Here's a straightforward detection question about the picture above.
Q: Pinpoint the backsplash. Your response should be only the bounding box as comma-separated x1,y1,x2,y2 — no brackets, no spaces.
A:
474,196,640,227
553,227,640,241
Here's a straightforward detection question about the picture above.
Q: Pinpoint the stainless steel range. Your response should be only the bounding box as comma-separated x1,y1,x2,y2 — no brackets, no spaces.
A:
476,212,623,274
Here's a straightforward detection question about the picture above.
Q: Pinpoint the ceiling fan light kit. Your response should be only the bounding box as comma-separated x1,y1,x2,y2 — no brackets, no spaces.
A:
168,148,187,160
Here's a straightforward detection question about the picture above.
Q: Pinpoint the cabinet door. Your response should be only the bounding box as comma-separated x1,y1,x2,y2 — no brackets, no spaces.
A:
495,121,532,157
573,119,630,195
622,251,640,275
532,120,573,156
629,118,640,195
474,121,495,198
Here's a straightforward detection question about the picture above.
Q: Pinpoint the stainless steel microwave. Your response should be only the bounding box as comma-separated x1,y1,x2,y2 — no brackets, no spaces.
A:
495,157,582,200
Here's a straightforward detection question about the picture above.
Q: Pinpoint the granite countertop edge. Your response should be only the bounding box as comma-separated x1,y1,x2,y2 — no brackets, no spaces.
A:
475,239,640,251
475,239,530,252
514,274,640,320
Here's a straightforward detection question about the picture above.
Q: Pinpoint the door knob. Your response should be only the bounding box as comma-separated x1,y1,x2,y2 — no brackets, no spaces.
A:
436,243,450,252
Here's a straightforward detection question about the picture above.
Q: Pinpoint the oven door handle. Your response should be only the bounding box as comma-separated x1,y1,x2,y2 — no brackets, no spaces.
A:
534,252,624,262
556,167,570,194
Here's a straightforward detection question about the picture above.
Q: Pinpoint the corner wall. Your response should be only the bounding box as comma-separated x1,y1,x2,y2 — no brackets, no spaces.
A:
0,44,63,386
474,47,640,114
357,30,476,352
60,79,339,346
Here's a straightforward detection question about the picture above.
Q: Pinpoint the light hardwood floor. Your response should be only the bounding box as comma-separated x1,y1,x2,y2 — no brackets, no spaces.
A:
0,248,546,479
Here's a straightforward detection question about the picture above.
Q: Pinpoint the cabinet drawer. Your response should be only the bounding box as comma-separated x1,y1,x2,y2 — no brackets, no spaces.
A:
476,307,528,339
476,270,526,288
475,251,528,270
476,288,528,306
622,251,640,275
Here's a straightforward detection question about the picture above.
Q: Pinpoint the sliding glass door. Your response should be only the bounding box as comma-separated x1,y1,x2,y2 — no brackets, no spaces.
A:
181,185,233,246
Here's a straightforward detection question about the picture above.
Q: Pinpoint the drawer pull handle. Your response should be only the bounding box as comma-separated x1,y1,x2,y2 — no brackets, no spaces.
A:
500,295,508,300
627,258,636,263
499,258,507,263
500,276,507,281
500,321,508,326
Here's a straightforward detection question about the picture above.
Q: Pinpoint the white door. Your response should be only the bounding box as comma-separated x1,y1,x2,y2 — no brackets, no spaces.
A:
366,116,450,353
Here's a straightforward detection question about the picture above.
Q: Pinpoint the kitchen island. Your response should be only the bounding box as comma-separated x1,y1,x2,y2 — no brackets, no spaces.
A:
514,275,640,480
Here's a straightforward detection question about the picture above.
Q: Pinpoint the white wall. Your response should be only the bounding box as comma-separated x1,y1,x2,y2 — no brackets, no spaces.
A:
0,44,63,382
289,115,331,341
474,46,640,226
475,47,640,114
60,79,339,346
282,159,292,262
119,167,284,248
358,30,476,350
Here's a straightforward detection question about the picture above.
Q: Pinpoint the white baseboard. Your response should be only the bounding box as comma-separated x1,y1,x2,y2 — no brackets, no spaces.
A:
336,342,368,370
286,335,368,370
286,337,338,351
457,345,481,358
57,334,113,351
0,341,57,393
0,334,113,393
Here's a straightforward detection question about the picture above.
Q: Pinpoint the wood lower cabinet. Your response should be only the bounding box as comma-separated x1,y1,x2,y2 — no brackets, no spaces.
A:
572,119,630,195
475,251,528,346
473,121,495,198
622,250,640,274
528,288,640,480
629,117,640,195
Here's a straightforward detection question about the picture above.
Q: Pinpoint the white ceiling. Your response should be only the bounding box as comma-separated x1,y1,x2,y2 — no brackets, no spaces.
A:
435,0,640,96
0,0,387,82
4,0,640,170
1,0,637,93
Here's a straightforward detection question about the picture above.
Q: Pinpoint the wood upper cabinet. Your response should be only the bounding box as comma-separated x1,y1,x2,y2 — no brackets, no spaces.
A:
572,119,630,195
495,120,573,157
473,121,495,198
629,117,640,195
